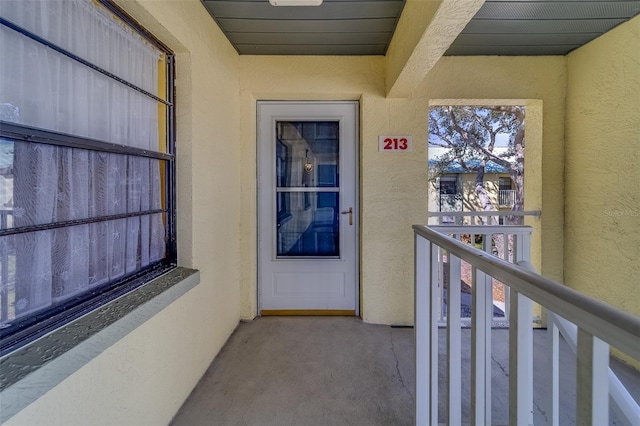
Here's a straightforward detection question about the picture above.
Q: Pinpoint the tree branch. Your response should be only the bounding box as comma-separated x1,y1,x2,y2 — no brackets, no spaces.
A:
447,108,513,170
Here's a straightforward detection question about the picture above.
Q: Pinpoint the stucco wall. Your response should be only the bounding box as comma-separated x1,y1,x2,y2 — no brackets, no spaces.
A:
239,55,565,325
564,16,640,322
5,0,242,424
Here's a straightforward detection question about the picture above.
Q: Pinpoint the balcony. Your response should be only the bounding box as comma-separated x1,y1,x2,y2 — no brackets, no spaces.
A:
499,189,517,208
167,226,640,426
170,319,640,425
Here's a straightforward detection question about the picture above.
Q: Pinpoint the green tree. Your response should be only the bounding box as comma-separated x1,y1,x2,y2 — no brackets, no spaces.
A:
429,105,525,223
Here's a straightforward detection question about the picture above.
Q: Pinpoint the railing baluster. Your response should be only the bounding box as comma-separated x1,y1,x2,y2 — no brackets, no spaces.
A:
577,330,609,425
471,232,492,425
502,232,508,261
509,289,533,426
514,232,531,265
438,247,445,323
447,251,462,425
510,239,533,426
502,232,510,322
430,244,440,425
547,313,560,426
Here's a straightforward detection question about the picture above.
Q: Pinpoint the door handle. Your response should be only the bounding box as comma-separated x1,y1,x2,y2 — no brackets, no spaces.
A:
340,207,353,226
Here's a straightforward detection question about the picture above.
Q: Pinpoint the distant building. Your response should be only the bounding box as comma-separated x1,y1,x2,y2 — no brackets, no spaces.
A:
428,148,517,225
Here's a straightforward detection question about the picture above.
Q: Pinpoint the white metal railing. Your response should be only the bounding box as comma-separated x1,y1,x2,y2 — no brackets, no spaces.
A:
428,210,541,226
545,309,640,426
414,224,640,426
429,225,534,327
499,189,517,207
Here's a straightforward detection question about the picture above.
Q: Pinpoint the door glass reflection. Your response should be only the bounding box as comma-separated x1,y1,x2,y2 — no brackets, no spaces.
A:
275,120,340,258
277,191,339,257
276,122,339,188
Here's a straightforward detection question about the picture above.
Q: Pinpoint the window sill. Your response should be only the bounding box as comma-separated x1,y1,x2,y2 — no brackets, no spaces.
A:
0,267,199,423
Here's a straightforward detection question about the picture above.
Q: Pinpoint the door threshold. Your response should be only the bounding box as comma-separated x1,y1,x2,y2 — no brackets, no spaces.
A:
261,310,356,316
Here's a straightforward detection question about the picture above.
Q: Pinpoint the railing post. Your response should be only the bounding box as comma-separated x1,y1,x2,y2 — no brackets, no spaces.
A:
514,232,531,264
547,312,560,426
415,233,439,426
576,330,609,425
437,247,445,324
429,243,439,425
510,233,533,426
471,236,492,426
509,290,533,426
447,250,462,425
415,234,430,426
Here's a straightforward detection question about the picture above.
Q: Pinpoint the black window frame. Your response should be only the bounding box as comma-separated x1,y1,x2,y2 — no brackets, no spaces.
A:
0,0,177,356
439,176,459,195
499,176,513,191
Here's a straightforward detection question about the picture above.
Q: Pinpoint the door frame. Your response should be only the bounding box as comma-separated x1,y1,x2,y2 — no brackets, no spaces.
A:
256,100,360,316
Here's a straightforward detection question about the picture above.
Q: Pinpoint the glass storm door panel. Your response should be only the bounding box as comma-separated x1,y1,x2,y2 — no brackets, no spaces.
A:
276,121,339,257
258,102,358,314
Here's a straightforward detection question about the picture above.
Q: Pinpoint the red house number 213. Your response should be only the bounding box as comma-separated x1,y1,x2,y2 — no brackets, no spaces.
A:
378,135,412,152
383,137,408,150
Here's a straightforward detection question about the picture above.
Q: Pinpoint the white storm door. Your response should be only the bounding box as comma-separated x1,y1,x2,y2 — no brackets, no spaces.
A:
257,101,358,314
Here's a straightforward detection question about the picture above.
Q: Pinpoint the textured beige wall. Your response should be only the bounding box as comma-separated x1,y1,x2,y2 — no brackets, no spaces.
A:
564,17,640,320
7,1,242,424
359,96,430,324
6,283,207,425
239,55,565,325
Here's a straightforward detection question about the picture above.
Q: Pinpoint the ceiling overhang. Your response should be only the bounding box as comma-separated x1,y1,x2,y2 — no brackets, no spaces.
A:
201,0,406,55
385,0,485,98
201,0,640,57
446,0,640,56
199,0,640,97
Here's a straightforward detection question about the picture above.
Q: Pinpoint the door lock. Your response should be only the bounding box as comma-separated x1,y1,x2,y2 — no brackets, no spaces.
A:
340,207,353,226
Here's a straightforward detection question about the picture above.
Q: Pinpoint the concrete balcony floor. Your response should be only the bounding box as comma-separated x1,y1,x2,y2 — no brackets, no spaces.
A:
170,317,640,426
